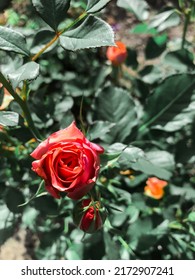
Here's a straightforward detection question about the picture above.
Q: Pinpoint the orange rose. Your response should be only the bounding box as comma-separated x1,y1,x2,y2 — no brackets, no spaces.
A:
31,122,104,200
106,41,127,66
144,177,168,199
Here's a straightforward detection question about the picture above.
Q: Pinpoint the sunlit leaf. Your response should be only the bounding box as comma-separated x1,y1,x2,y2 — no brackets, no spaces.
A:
86,0,111,13
0,26,29,56
8,62,40,89
149,9,180,32
60,15,115,51
0,111,19,127
117,0,149,21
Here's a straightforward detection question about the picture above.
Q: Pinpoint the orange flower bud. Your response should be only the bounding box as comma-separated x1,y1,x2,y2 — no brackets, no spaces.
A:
73,199,107,233
144,177,168,200
106,41,127,66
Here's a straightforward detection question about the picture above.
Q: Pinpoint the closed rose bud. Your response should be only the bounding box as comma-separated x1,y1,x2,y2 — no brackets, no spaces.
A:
106,41,127,66
144,177,168,200
73,199,107,233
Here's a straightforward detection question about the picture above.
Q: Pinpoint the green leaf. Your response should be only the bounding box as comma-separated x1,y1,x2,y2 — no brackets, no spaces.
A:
60,15,115,51
131,23,157,35
137,220,169,252
103,231,120,259
188,212,195,222
127,205,139,224
145,36,166,59
32,0,71,31
86,0,111,13
117,0,149,21
118,146,172,180
154,94,195,132
149,10,180,32
146,150,175,172
0,111,19,127
100,151,121,169
141,74,195,131
31,29,57,54
22,207,39,229
139,65,162,84
164,49,195,72
88,121,115,141
0,26,30,56
54,96,74,115
5,188,25,213
8,62,40,89
66,243,84,260
132,158,172,180
93,86,138,143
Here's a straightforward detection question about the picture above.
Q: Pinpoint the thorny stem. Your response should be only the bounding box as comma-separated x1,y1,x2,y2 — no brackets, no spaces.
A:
181,10,191,49
0,72,42,141
31,12,87,61
181,1,195,49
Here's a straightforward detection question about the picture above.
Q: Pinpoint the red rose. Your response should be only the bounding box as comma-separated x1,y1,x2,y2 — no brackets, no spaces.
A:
73,199,107,233
106,41,127,66
30,122,104,200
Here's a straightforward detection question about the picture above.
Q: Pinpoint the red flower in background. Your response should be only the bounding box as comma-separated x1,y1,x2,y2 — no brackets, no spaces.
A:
144,177,168,199
106,41,127,66
31,122,104,200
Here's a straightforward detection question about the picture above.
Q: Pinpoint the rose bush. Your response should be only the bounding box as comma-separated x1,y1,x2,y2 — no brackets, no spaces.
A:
31,122,104,200
0,0,195,260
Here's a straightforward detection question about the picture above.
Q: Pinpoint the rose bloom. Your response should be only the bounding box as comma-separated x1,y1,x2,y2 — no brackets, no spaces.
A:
106,41,127,66
144,177,168,200
31,122,104,200
73,199,107,233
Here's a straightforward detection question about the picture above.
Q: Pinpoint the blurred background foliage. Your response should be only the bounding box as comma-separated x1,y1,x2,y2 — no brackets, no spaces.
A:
0,0,195,260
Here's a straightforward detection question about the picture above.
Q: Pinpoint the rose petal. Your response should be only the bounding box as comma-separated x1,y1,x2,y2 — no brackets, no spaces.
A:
32,159,47,180
67,181,95,200
45,183,61,199
31,121,84,159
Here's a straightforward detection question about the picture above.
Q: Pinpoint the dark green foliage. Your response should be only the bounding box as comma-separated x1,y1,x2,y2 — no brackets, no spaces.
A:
0,0,194,260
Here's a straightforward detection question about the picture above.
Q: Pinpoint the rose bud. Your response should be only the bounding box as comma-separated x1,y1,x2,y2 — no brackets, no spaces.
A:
144,177,168,200
106,41,127,66
73,199,107,233
31,122,104,200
